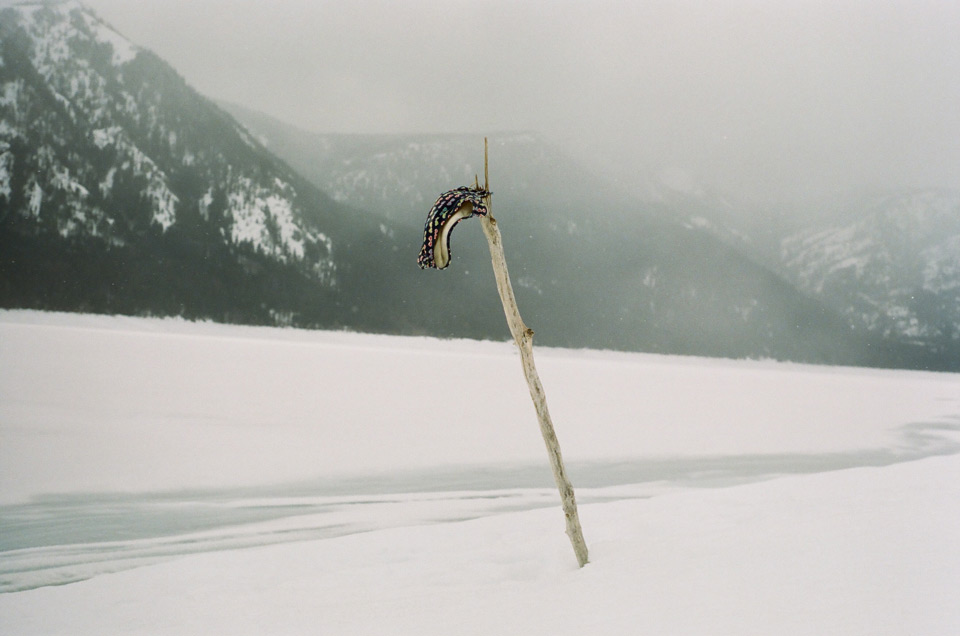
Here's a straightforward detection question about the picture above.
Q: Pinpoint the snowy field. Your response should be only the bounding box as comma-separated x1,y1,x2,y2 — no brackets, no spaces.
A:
1,310,959,634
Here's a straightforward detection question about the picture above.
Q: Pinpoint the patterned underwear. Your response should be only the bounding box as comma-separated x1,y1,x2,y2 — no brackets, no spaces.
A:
418,186,491,269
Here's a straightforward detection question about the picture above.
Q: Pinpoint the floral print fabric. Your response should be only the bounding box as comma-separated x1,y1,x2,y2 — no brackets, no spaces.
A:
417,186,491,269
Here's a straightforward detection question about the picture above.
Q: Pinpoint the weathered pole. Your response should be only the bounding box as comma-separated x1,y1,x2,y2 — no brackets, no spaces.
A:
477,138,589,568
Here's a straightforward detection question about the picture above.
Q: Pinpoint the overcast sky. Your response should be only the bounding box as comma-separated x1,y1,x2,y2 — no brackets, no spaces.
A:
82,0,960,205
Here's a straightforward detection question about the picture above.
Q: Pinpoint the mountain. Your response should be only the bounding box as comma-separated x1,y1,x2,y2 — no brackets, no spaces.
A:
0,1,392,327
779,189,960,351
218,102,636,223
2,2,950,370
225,105,947,369
661,180,960,361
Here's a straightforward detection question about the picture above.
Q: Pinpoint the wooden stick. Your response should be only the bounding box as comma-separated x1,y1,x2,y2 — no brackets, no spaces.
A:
478,137,589,568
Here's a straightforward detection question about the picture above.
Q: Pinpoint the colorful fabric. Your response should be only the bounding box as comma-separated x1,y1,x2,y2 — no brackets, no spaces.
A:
417,186,491,269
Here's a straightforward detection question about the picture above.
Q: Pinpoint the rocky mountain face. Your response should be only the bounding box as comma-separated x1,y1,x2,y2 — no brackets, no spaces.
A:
0,1,389,326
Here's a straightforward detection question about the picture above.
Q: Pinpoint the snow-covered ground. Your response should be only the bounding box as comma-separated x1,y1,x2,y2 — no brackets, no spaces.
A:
1,310,959,634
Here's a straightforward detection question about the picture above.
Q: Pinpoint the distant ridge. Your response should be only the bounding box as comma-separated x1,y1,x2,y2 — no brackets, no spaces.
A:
225,103,955,370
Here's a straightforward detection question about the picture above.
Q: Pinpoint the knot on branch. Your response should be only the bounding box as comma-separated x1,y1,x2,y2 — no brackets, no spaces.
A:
417,187,492,270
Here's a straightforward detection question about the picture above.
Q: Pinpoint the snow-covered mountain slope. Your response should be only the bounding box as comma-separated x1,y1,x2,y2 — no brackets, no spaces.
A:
0,1,376,323
780,189,960,348
2,1,335,264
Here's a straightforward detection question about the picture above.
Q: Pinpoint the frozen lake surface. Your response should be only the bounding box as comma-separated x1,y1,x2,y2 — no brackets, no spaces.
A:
2,311,959,634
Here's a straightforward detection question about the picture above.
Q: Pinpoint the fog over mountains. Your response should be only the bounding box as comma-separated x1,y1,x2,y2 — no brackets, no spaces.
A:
2,2,958,370
224,102,960,368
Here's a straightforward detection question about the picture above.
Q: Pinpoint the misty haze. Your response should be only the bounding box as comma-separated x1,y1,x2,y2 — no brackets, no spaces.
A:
81,0,960,205
2,2,960,634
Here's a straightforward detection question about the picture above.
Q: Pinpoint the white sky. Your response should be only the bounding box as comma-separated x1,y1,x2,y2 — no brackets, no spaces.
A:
80,0,960,204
